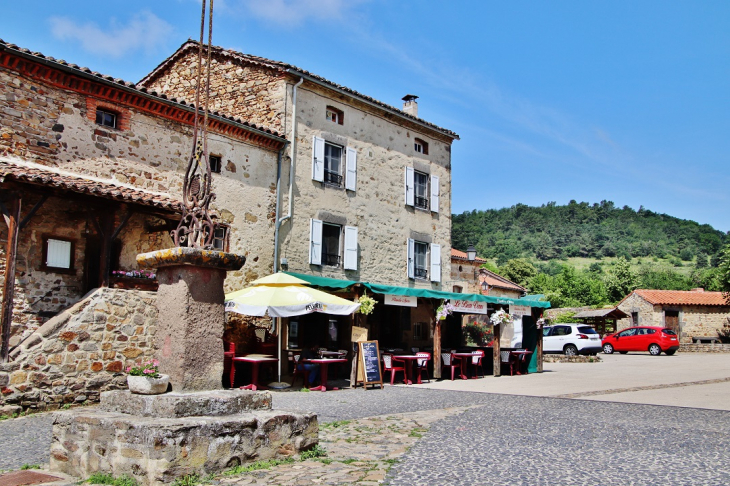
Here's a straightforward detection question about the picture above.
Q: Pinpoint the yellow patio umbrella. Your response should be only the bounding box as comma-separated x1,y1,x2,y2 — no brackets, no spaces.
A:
224,272,360,386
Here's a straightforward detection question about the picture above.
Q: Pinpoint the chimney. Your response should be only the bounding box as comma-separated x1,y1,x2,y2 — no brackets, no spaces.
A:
402,94,419,117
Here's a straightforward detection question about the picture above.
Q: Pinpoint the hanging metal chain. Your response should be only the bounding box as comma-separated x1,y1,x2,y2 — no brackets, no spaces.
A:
172,0,218,249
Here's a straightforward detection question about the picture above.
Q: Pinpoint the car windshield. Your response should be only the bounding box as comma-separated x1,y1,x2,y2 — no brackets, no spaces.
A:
662,329,677,335
577,326,599,335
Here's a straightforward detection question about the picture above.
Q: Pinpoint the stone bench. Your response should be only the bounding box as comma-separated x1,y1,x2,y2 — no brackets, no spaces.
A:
692,336,721,344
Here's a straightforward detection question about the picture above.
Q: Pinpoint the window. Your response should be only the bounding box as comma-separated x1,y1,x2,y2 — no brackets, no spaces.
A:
310,219,358,270
211,226,228,251
312,137,357,191
407,239,440,282
453,285,463,293
413,322,425,340
632,312,639,326
404,167,439,213
209,155,222,174
326,106,344,125
42,237,74,271
95,109,117,129
324,143,343,186
414,138,429,155
553,326,572,336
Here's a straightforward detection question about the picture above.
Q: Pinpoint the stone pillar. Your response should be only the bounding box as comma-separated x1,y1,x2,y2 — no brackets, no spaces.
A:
137,248,245,392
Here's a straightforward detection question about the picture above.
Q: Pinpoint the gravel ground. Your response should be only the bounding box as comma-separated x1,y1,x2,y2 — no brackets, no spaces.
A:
2,385,729,485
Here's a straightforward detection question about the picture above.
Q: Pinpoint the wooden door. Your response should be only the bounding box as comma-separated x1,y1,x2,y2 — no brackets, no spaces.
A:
665,311,680,334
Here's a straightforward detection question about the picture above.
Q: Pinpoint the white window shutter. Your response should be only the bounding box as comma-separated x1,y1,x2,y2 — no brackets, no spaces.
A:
430,175,440,213
405,166,415,206
309,218,323,265
312,136,325,182
345,147,357,192
430,243,441,282
47,239,72,268
407,238,415,279
343,226,358,270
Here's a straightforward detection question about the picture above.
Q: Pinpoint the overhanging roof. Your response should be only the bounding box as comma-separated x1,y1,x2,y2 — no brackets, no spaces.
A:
285,272,551,309
574,308,629,319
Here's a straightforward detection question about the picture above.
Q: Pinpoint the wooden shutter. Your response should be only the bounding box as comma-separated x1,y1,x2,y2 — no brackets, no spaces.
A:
343,225,358,270
312,136,325,182
430,175,440,213
309,218,323,265
407,238,415,279
405,166,415,206
47,239,71,268
345,147,357,192
430,243,441,282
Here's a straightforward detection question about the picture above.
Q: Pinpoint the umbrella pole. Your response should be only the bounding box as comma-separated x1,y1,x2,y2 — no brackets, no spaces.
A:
277,317,282,382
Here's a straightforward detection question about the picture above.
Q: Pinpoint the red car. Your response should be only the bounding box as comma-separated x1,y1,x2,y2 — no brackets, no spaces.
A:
602,326,679,356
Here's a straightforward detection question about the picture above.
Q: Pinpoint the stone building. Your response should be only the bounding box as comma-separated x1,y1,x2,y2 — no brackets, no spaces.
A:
0,39,287,407
617,289,730,343
139,41,463,359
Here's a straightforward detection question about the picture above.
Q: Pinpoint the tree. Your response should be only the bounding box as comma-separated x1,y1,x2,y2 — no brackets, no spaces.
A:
718,244,730,303
499,259,537,288
604,257,636,302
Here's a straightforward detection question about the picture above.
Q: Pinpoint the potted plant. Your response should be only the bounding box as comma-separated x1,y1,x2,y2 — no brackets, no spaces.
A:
126,359,169,395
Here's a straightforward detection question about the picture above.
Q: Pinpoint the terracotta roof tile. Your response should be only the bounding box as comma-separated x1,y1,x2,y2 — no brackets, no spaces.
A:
450,248,487,263
632,289,728,307
0,158,180,212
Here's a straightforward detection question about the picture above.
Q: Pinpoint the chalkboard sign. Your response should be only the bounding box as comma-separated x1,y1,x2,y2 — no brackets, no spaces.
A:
357,340,383,389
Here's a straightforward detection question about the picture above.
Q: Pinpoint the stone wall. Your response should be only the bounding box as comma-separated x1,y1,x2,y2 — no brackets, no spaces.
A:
0,288,157,411
679,343,730,353
142,49,287,132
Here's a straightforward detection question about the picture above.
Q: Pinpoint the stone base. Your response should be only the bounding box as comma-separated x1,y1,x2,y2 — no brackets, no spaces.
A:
50,390,318,485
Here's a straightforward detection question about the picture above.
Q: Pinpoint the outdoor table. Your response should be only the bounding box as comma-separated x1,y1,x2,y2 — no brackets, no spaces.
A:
319,350,343,358
452,353,478,380
509,350,533,375
231,356,278,390
302,358,347,392
392,355,423,385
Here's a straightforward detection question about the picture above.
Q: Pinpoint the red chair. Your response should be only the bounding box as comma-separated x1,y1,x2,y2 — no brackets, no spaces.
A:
471,350,485,378
382,354,405,385
500,350,518,376
415,352,431,383
441,353,462,380
223,341,235,388
291,354,310,388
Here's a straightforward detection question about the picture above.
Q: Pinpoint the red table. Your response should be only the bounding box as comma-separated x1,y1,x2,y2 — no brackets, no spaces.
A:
509,350,533,375
232,356,278,390
452,353,479,380
302,358,347,392
392,355,423,385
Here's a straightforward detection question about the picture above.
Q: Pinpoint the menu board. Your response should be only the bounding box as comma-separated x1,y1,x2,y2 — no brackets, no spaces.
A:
357,340,383,389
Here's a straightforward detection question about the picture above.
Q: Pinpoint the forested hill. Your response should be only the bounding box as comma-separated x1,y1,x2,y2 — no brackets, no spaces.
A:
452,201,728,266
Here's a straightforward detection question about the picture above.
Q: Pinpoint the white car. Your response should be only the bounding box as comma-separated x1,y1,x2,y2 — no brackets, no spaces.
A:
543,324,602,356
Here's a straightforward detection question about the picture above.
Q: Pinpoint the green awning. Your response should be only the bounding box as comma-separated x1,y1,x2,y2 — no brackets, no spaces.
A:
284,272,358,290
286,271,550,309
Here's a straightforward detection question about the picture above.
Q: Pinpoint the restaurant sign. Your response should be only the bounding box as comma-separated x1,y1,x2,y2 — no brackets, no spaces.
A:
451,300,487,314
384,294,417,307
510,304,531,317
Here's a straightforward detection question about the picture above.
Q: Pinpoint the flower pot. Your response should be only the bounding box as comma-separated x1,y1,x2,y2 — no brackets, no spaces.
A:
126,374,170,395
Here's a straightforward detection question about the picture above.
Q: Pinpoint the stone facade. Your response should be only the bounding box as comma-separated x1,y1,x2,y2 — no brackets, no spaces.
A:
617,292,730,343
0,288,156,410
1,43,286,343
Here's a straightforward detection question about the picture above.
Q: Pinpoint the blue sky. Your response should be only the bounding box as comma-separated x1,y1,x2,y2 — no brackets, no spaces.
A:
2,0,728,232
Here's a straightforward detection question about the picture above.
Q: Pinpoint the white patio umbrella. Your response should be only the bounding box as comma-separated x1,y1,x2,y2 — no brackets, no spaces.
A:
224,272,360,386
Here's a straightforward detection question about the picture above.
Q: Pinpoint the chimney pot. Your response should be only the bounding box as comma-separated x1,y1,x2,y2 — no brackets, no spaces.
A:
402,94,419,117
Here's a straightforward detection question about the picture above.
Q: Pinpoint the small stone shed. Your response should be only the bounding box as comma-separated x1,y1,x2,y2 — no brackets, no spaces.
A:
617,289,730,343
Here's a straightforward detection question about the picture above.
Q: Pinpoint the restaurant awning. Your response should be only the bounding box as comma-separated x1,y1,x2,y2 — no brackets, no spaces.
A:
284,272,551,309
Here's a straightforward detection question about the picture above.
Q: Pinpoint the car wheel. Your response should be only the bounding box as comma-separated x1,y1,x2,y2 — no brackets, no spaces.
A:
648,343,662,356
603,343,614,354
665,350,677,356
564,344,578,356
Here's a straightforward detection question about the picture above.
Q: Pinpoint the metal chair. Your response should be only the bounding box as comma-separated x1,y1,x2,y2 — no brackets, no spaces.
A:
415,352,431,383
291,354,310,388
500,350,517,376
382,354,405,385
471,350,485,378
441,352,462,381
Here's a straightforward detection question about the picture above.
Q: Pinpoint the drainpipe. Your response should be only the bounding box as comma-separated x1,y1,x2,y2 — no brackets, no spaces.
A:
274,76,304,273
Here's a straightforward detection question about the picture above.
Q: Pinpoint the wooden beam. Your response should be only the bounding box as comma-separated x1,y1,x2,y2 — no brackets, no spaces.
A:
1,194,21,362
19,194,48,230
432,300,441,379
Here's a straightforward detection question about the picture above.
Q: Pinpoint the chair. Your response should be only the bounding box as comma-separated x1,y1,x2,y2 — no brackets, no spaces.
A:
441,353,462,381
291,354,310,388
382,354,405,385
500,350,517,376
254,328,268,343
223,341,235,387
471,350,485,378
415,352,431,383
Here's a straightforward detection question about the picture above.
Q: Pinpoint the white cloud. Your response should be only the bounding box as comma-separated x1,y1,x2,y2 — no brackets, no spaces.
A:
236,0,367,27
48,12,174,59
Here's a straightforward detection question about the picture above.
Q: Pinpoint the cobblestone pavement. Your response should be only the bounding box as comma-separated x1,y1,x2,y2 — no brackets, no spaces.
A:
1,386,729,485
